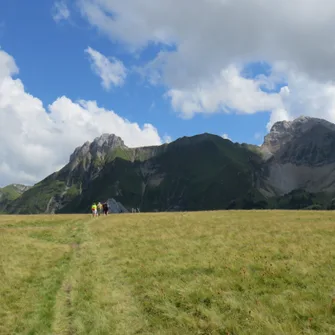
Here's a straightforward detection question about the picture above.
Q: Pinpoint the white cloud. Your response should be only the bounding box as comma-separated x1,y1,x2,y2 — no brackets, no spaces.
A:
78,0,335,129
265,64,335,130
85,46,127,90
0,49,162,187
167,61,335,132
163,135,172,143
52,1,70,22
0,49,18,78
222,133,231,140
167,65,283,119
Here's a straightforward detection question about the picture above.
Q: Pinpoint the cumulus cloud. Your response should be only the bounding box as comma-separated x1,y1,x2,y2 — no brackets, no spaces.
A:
222,134,231,141
167,65,283,119
85,47,127,90
265,63,335,130
0,50,162,187
78,0,335,128
168,61,335,131
52,1,70,22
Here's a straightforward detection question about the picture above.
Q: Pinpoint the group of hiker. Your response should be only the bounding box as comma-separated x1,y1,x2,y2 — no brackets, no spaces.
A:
91,201,109,217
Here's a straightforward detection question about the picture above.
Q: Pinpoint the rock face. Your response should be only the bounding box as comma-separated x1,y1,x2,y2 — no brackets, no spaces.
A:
260,116,335,195
70,134,126,163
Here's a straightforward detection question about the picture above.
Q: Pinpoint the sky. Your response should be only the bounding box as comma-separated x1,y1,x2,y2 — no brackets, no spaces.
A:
1,0,335,186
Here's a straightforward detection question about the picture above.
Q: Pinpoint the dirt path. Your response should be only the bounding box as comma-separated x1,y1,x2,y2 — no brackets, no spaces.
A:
51,217,93,335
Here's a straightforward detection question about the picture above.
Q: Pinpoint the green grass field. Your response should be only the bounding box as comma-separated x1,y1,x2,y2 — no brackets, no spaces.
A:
1,211,335,335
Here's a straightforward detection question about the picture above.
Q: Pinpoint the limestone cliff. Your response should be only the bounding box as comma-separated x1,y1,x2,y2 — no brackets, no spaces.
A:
261,116,335,195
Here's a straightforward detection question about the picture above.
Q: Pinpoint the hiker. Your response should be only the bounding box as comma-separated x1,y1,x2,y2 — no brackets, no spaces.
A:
91,203,97,217
103,202,109,215
97,202,103,216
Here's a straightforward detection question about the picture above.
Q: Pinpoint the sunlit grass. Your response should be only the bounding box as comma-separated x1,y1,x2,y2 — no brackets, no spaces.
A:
1,211,335,334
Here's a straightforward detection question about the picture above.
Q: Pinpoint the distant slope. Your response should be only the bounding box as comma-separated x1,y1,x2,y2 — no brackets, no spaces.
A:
0,184,30,212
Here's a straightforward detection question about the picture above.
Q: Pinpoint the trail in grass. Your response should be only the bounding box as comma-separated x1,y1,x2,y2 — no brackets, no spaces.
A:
0,215,91,335
52,215,147,335
51,216,94,335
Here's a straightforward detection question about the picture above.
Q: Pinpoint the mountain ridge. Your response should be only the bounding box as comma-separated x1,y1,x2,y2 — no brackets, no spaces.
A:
4,116,335,213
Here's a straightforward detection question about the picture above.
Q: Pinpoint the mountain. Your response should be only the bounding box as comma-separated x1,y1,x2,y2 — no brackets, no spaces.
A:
0,184,31,212
6,133,267,214
260,116,335,196
5,115,335,214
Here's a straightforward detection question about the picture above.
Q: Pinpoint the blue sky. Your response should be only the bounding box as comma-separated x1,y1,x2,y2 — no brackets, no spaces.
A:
1,0,335,186
0,0,273,146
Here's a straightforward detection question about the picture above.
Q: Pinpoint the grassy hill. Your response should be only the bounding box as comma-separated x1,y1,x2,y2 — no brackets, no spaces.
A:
1,211,335,334
0,184,30,213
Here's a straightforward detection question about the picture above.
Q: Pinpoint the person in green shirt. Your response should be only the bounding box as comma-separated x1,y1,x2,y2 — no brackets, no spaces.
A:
91,203,97,217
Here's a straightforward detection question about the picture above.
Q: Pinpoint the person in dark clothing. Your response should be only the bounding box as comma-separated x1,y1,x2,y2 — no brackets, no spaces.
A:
102,202,109,215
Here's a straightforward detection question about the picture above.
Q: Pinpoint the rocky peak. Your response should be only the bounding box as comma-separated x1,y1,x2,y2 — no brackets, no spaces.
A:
262,116,335,156
70,141,90,162
270,116,335,134
90,134,126,156
69,134,126,163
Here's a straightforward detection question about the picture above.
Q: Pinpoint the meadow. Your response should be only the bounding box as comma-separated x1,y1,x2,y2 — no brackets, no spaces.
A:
0,211,334,334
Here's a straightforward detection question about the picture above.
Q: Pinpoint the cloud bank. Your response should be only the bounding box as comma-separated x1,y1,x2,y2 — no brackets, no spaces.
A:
78,0,335,128
0,50,162,186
